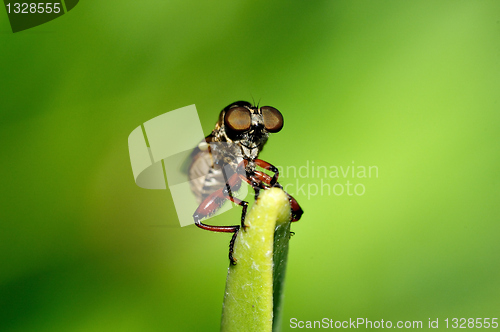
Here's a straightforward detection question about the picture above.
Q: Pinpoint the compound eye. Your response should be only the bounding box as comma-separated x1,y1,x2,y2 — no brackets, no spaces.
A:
261,106,283,133
224,107,252,132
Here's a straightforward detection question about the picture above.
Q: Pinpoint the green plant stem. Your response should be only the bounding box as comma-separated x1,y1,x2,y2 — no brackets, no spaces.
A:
221,188,292,332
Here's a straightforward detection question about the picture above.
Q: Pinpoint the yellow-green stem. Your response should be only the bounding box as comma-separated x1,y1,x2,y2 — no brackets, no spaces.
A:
221,188,292,332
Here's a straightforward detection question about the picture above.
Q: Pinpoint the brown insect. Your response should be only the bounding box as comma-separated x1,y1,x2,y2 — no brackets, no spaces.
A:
190,101,303,264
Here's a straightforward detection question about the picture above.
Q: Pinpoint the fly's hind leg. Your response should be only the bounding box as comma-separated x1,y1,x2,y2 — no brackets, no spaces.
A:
224,193,249,264
193,170,248,265
221,162,249,231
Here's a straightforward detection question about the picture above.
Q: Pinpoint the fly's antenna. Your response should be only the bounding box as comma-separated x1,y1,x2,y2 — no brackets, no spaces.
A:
257,97,262,108
251,93,256,107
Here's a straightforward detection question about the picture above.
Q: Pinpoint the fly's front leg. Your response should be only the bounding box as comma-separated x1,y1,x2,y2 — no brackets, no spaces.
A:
250,170,304,222
235,159,263,200
255,159,280,186
248,175,263,201
237,168,264,200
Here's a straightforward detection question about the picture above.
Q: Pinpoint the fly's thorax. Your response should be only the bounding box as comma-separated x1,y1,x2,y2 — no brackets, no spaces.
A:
240,144,262,161
209,141,243,164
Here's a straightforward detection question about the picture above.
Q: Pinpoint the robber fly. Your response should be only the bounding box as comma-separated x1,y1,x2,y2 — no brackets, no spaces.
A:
190,101,303,265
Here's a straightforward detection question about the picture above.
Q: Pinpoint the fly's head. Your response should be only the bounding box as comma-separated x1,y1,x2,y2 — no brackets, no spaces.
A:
212,101,284,161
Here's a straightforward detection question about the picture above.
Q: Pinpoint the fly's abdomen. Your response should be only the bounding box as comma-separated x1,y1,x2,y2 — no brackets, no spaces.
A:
189,148,226,203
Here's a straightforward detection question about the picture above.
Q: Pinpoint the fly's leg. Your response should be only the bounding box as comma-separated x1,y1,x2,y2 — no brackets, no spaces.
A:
288,194,304,221
253,186,261,201
221,162,249,231
234,159,263,200
225,195,248,264
228,231,239,265
194,159,303,264
254,159,280,186
246,176,262,201
235,160,290,223
193,171,248,265
227,195,249,231
242,170,304,222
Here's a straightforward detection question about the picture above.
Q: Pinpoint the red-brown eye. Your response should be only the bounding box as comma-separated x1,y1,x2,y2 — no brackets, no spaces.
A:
261,106,283,133
224,107,252,132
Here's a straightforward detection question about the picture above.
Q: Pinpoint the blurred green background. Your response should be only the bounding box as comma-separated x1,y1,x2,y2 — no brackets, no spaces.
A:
1,1,499,331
